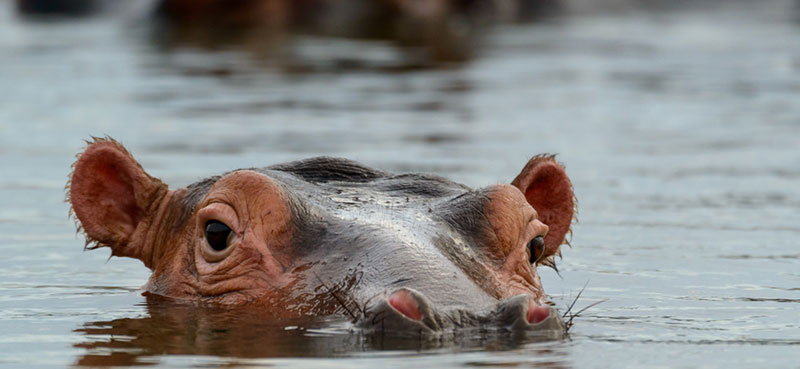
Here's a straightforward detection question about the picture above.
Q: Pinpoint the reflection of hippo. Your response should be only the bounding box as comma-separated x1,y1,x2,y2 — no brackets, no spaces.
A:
73,297,567,366
150,0,560,64
68,137,575,336
155,0,558,25
15,0,97,16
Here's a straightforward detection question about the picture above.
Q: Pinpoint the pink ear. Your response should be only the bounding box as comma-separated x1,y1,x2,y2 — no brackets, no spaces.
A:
511,155,575,255
68,138,166,259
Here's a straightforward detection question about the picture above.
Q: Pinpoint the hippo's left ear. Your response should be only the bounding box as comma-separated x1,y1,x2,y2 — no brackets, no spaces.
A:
511,155,576,254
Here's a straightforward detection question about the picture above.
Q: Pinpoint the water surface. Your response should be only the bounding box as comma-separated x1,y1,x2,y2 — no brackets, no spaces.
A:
1,0,799,367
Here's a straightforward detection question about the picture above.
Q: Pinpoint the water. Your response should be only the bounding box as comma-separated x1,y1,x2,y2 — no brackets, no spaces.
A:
1,0,799,367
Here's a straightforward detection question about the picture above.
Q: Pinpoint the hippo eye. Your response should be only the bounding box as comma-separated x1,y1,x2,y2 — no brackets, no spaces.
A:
528,236,545,264
205,220,232,252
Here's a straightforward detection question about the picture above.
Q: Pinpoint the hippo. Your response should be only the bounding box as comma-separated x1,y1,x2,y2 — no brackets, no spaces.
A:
154,0,558,25
68,137,575,336
150,0,560,64
15,0,97,16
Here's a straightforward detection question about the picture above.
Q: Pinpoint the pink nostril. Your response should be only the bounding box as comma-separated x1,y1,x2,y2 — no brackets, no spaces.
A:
527,301,550,324
388,290,423,321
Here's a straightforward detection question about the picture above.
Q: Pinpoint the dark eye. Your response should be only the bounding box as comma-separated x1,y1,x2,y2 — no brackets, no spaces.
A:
528,236,545,264
205,220,232,252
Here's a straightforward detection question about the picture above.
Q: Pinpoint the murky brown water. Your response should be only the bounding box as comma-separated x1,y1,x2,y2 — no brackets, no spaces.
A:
1,0,799,367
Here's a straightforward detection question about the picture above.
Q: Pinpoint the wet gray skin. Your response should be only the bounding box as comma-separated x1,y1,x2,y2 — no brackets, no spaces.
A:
177,158,567,337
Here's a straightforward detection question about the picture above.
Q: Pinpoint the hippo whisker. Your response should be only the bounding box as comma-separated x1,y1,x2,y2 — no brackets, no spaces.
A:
540,257,561,278
370,309,389,326
313,272,359,322
560,281,607,331
562,281,589,320
389,277,413,287
565,298,608,330
361,292,384,316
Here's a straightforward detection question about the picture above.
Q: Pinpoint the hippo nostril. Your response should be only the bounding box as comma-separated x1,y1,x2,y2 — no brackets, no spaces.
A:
527,300,550,325
388,290,423,321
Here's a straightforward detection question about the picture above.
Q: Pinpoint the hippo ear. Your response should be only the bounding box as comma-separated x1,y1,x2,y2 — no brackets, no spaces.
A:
68,138,168,263
511,155,575,254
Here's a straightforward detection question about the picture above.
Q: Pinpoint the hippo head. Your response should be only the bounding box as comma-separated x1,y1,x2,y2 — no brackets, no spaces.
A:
68,138,575,336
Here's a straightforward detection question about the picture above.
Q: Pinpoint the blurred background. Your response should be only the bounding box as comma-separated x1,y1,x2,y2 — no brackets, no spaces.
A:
1,0,799,367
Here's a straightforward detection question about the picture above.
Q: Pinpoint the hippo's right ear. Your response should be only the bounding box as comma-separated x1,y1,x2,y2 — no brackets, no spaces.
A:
68,138,168,263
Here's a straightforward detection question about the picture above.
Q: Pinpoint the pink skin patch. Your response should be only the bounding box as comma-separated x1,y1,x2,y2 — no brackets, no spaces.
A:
388,290,423,321
527,300,551,324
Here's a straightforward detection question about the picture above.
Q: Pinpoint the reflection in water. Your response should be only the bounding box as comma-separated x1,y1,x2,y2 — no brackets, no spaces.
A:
15,0,98,16
72,296,570,367
72,297,354,366
5,0,800,367
147,0,561,69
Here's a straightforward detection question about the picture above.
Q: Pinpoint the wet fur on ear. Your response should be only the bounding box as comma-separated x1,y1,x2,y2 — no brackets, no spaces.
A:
66,137,167,259
511,155,577,260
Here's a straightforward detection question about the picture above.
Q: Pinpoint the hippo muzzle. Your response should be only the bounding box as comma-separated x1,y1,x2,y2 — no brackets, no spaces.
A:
357,288,565,337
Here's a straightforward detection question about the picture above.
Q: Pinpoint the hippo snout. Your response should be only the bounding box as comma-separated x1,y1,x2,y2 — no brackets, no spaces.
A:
356,288,566,337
